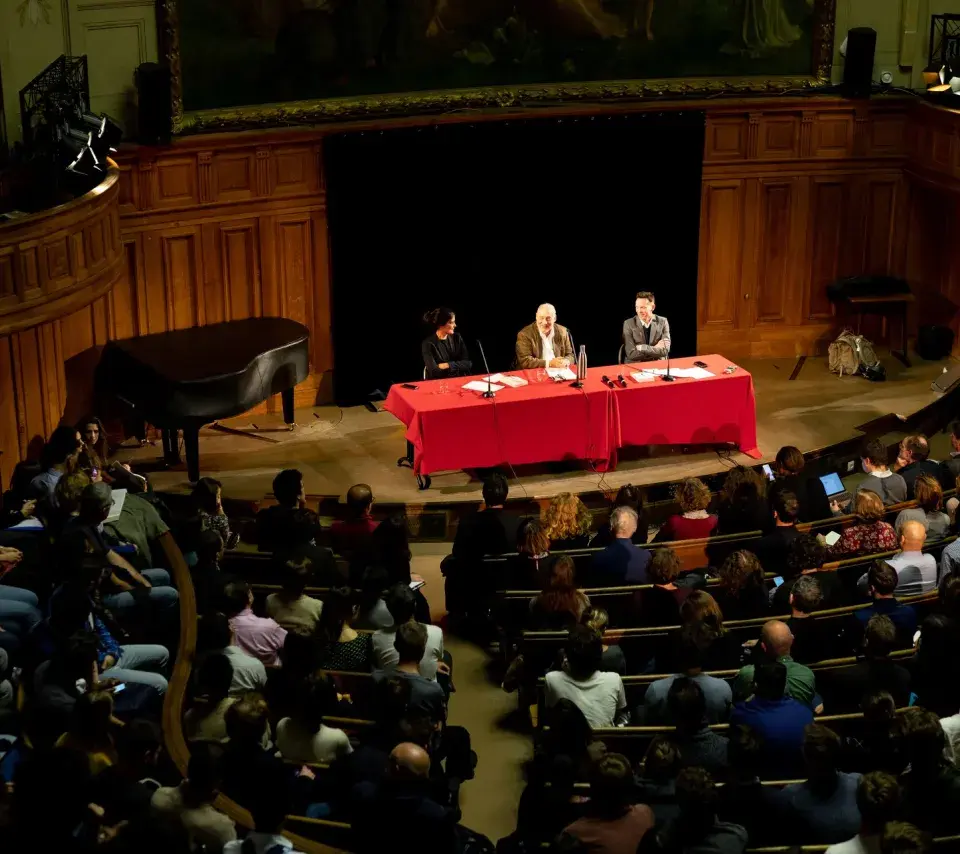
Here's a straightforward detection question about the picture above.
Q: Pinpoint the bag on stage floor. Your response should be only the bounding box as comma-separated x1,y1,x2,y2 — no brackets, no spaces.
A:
828,329,885,381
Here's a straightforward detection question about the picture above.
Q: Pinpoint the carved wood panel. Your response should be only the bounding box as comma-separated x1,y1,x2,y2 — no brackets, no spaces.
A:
697,180,744,330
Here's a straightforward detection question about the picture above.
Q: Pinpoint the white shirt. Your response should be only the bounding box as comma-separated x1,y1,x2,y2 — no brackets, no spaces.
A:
540,329,556,366
638,314,654,330
224,833,302,854
372,623,444,680
221,645,268,696
275,718,353,764
941,712,960,764
544,669,628,728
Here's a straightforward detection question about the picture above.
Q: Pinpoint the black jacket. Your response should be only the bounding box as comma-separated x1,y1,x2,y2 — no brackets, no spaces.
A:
769,474,831,523
421,333,472,380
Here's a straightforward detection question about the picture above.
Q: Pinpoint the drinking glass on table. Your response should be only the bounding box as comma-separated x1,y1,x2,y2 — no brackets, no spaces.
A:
535,368,545,383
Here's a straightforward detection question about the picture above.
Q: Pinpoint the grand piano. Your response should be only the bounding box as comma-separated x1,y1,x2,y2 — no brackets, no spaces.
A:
96,317,310,482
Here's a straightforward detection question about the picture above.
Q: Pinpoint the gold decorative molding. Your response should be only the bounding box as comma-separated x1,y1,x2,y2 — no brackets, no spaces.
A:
161,0,837,134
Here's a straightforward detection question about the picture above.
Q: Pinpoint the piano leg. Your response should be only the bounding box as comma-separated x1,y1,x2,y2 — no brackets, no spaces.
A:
184,427,201,483
281,388,295,427
161,429,181,465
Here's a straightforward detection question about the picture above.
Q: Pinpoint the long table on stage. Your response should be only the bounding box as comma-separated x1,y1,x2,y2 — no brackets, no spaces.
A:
384,354,761,478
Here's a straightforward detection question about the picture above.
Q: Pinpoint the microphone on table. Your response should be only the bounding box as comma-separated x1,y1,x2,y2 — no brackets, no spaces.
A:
617,374,627,388
477,339,496,399
600,375,615,389
661,342,675,382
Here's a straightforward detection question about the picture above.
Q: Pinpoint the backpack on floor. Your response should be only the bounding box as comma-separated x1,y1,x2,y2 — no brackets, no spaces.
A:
828,329,885,381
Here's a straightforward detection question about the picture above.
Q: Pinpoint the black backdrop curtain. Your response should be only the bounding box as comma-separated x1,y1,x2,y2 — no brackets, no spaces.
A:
325,111,705,403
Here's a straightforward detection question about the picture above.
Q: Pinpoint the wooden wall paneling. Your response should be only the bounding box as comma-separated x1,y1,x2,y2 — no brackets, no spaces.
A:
752,178,799,325
805,176,852,322
274,213,315,339
213,150,256,203
697,180,744,332
812,112,855,159
108,236,147,341
199,223,226,327
867,112,906,158
153,157,199,209
704,117,748,162
58,304,96,362
310,208,333,384
159,227,204,330
862,175,901,275
757,116,801,160
0,337,21,488
218,218,262,322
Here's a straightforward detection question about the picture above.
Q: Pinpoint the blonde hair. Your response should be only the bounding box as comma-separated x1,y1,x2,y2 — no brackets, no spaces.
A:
676,478,711,513
914,474,943,513
582,606,609,635
542,492,592,541
854,489,885,523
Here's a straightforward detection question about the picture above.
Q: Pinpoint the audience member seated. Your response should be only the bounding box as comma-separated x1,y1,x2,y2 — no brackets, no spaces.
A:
851,561,918,646
857,519,936,597
898,706,960,836
527,555,588,631
770,535,826,613
715,465,773,536
192,477,239,549
265,556,324,634
374,622,446,723
0,576,42,646
640,766,748,854
712,550,769,620
734,620,818,708
678,590,743,670
840,691,906,776
895,475,950,543
940,529,960,578
315,586,374,671
373,583,445,678
62,483,179,619
183,652,237,742
365,512,417,587
591,484,648,547
447,472,521,615
635,547,692,628
827,771,900,854
560,753,655,853
544,625,628,728
637,623,732,725
823,616,911,711
331,483,378,557
895,435,945,499
509,518,553,591
910,614,960,717
542,492,593,551
878,823,933,854
224,788,310,854
857,439,908,507
828,490,898,559
223,579,287,667
769,445,832,523
150,742,237,850
353,565,392,630
276,672,353,764
190,528,226,613
786,575,832,664
667,677,729,776
56,689,121,774
717,724,787,845
634,737,681,825
729,661,813,779
653,477,718,542
255,468,325,553
775,724,862,844
198,612,267,696
581,607,627,674
942,419,960,485
352,742,460,854
751,490,801,576
27,425,82,503
588,506,650,586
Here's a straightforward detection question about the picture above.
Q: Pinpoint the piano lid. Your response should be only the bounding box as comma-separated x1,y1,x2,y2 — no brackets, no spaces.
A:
102,317,310,385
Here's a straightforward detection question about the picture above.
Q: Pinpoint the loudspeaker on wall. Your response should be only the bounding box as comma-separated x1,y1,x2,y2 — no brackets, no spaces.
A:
932,363,960,394
843,27,877,98
136,62,172,145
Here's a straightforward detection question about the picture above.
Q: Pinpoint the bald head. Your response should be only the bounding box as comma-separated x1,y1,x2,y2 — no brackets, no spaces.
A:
346,483,373,517
389,742,430,779
536,304,557,336
760,620,793,658
900,519,926,551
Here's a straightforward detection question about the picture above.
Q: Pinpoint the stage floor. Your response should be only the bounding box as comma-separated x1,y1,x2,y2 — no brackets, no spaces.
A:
122,353,957,504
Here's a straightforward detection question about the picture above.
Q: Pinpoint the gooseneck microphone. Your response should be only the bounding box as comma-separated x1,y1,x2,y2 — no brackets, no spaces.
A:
617,374,627,388
477,340,496,399
661,342,675,382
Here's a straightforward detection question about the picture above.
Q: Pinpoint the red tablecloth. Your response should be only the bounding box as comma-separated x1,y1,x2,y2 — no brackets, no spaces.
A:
384,354,760,476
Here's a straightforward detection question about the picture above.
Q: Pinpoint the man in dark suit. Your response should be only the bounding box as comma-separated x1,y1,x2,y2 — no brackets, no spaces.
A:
515,304,575,370
255,468,324,552
623,291,672,363
895,434,945,497
589,506,651,585
445,473,521,617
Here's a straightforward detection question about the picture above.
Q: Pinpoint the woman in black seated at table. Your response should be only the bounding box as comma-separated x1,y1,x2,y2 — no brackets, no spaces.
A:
711,549,770,621
715,466,773,536
635,547,693,628
421,307,472,380
676,590,742,671
529,556,590,631
591,484,648,547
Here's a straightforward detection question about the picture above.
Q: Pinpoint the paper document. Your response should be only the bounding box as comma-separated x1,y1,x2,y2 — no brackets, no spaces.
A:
483,374,528,388
547,367,577,380
410,580,425,592
824,531,841,547
685,367,715,379
107,488,127,523
636,367,714,379
630,372,656,383
463,380,504,393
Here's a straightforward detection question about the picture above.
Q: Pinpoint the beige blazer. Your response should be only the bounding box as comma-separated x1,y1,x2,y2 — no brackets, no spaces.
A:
515,322,575,370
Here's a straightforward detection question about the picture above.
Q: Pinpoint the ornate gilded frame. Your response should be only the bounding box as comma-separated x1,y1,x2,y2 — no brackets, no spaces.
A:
161,0,837,134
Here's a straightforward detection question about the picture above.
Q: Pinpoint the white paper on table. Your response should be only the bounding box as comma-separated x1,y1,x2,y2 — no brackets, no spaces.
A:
630,372,656,383
546,367,577,380
463,380,504,392
639,367,715,379
483,374,528,388
684,367,715,379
